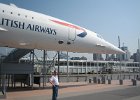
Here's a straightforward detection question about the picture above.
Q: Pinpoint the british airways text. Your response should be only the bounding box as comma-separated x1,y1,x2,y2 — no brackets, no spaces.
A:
0,18,56,35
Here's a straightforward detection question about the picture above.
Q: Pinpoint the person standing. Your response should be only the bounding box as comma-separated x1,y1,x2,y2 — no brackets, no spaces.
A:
49,70,59,100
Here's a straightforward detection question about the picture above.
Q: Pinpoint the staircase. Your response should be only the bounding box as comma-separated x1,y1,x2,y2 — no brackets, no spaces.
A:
2,49,32,63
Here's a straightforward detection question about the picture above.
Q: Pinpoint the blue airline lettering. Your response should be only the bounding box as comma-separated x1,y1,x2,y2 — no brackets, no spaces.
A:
0,18,56,35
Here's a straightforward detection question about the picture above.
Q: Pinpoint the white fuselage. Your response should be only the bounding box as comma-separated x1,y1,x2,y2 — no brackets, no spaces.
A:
0,3,124,54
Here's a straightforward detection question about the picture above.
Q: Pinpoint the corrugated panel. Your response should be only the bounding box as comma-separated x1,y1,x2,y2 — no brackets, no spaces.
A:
1,63,33,74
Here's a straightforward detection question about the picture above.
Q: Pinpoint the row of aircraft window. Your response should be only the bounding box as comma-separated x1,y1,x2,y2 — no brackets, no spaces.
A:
54,61,140,67
1,10,34,19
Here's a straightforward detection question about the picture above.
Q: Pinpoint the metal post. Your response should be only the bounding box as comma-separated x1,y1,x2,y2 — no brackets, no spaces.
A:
0,64,1,88
67,52,69,82
82,61,83,74
57,51,60,81
138,38,140,79
31,50,34,88
119,54,123,85
120,61,122,80
129,69,131,79
139,61,140,80
86,60,87,75
97,61,100,84
43,50,46,87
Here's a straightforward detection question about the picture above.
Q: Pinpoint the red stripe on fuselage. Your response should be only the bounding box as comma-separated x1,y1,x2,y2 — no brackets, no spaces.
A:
50,19,84,31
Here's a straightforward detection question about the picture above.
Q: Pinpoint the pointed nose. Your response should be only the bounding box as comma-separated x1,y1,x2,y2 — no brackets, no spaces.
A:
106,42,125,54
112,46,125,54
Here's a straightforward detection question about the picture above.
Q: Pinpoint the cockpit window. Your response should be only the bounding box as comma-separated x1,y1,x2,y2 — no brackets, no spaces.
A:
97,34,103,39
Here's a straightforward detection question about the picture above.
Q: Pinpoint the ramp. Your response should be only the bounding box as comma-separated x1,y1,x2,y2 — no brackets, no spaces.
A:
2,49,32,63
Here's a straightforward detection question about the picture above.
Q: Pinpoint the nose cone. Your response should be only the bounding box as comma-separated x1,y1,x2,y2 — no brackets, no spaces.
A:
111,46,125,54
105,42,125,54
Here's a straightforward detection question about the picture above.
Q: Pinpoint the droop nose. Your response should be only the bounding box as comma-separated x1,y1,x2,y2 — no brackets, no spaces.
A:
105,42,125,54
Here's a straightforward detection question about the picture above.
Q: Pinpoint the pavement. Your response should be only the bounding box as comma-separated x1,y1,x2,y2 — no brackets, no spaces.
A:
1,80,140,100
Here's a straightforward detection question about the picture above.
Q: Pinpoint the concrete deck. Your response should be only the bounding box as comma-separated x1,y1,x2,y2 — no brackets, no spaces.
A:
1,80,140,100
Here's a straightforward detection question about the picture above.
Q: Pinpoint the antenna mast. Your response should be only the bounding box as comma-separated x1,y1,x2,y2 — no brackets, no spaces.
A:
118,36,120,48
138,38,140,52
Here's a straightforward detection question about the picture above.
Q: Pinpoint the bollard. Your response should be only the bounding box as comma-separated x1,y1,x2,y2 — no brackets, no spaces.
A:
93,77,97,83
111,75,112,80
85,76,88,82
107,76,108,80
117,75,119,80
136,75,139,80
76,77,79,82
129,75,131,79
132,79,137,86
89,78,92,83
119,79,123,85
101,76,106,84
123,75,125,79
98,79,100,84
108,79,111,84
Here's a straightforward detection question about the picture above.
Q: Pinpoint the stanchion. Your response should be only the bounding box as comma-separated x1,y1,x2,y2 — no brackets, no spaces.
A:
119,79,123,85
123,75,125,79
132,79,137,86
108,79,111,84
77,77,79,82
89,78,92,83
117,75,119,80
101,76,106,84
93,77,97,83
111,75,112,80
98,79,100,84
129,75,131,79
106,76,108,80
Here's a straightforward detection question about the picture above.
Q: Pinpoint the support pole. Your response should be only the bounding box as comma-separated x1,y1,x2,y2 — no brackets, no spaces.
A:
97,61,99,83
67,52,69,82
97,54,99,84
86,60,87,75
139,60,140,80
119,53,123,85
138,38,140,79
31,50,34,88
57,51,60,81
43,50,46,87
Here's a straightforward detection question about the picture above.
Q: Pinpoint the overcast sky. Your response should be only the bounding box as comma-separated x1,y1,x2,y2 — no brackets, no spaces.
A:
0,0,140,59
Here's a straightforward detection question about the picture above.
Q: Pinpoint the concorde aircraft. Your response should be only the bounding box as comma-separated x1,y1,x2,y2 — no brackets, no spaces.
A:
0,3,124,54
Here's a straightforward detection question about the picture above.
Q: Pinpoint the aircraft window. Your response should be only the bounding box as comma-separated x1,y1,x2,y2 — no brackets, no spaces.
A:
18,14,20,16
25,15,27,18
11,12,13,14
32,17,34,19
2,10,4,12
97,34,103,39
